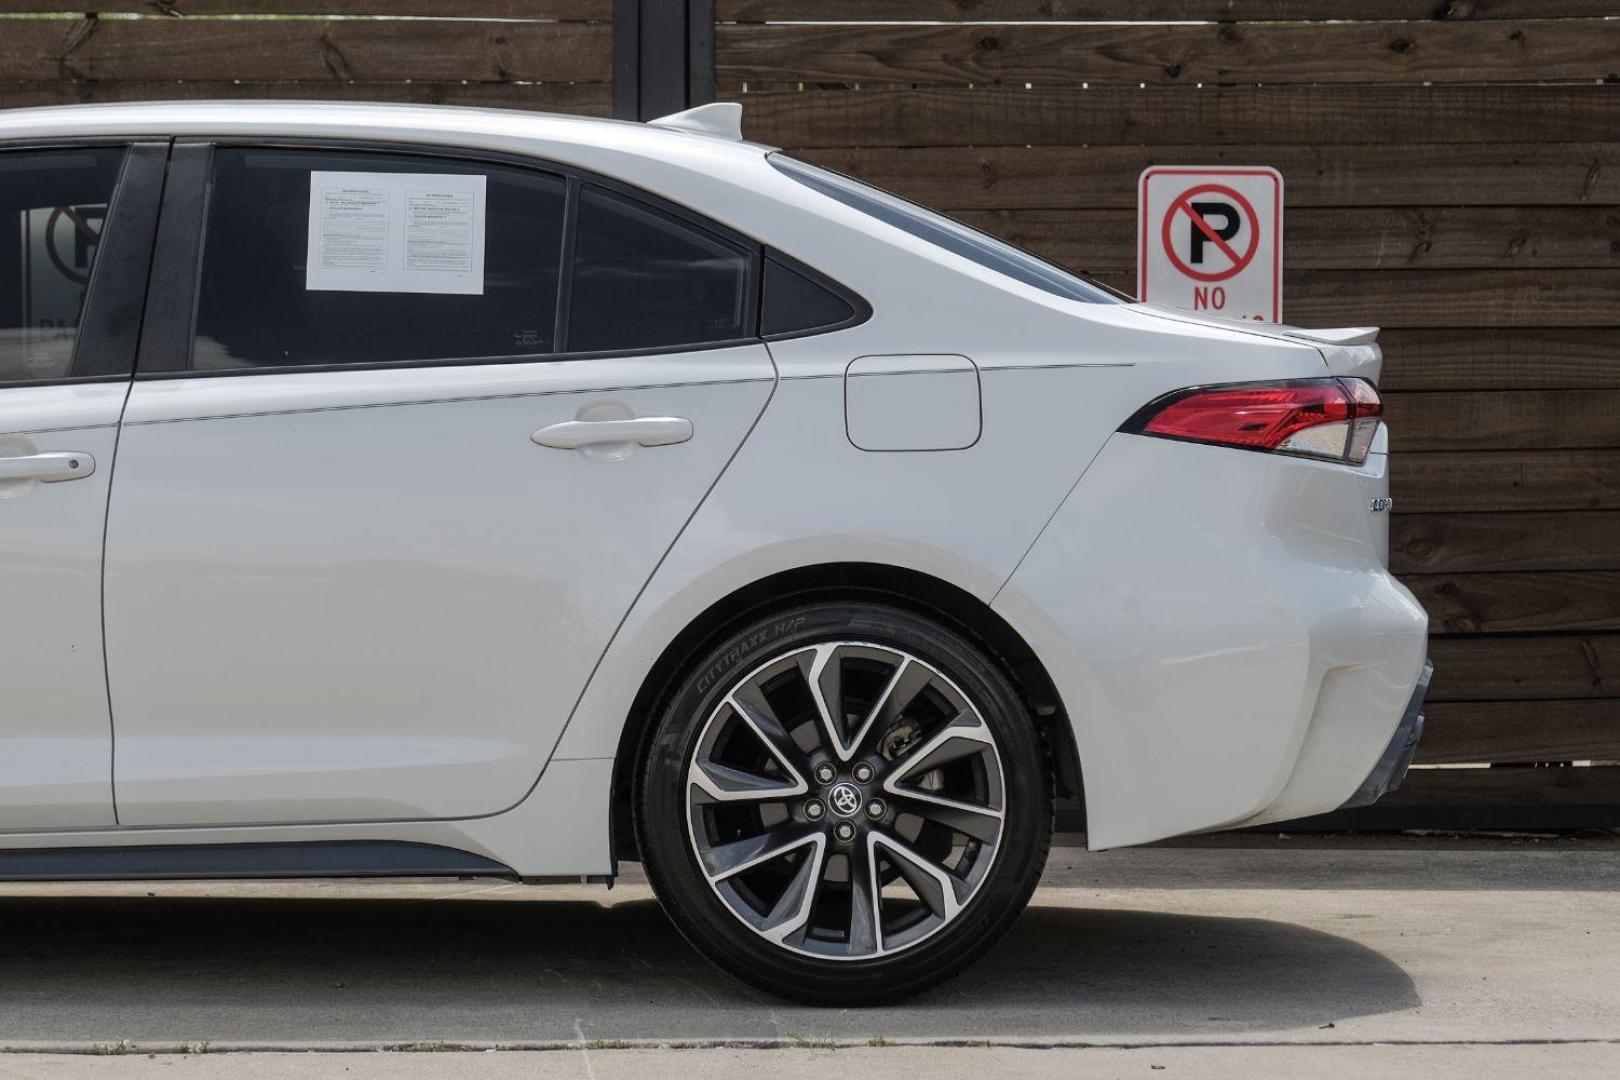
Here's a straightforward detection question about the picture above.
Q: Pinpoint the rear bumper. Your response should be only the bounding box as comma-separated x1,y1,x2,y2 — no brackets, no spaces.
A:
1341,661,1432,809
993,431,1430,849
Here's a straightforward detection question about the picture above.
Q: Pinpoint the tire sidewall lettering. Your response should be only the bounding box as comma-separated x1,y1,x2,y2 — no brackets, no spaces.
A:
694,615,807,696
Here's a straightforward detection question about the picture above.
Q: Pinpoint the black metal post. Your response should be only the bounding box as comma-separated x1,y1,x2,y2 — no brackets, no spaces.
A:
613,0,715,122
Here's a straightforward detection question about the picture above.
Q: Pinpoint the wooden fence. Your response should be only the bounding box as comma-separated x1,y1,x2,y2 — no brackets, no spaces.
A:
3,1,1618,828
0,3,614,115
717,1,1620,829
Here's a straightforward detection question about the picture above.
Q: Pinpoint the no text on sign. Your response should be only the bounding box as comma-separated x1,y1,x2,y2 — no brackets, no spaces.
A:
1138,166,1282,322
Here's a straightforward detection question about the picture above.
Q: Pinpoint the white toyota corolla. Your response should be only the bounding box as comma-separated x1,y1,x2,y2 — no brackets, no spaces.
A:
0,100,1429,1002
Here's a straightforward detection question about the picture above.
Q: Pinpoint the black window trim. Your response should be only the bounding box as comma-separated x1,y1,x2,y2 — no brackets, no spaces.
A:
137,136,774,381
136,139,211,379
758,248,873,343
0,137,167,392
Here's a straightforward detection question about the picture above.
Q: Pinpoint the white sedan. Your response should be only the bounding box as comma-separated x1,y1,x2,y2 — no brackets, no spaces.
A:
0,100,1428,1002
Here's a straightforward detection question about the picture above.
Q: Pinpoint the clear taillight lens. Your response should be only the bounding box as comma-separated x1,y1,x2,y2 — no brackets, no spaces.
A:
1121,378,1383,465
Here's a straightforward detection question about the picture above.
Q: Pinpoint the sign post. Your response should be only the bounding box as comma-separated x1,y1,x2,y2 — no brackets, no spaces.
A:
1138,166,1283,322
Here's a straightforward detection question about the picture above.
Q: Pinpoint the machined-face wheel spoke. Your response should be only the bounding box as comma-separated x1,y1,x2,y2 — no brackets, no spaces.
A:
884,710,997,786
728,690,811,785
687,640,1006,961
700,822,823,881
843,656,932,760
845,834,882,956
759,834,828,946
889,789,1004,845
688,688,811,805
800,643,930,761
802,643,848,758
688,759,802,804
872,830,965,923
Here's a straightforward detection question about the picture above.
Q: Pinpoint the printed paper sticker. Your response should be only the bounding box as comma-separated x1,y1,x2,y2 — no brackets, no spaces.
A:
305,172,486,295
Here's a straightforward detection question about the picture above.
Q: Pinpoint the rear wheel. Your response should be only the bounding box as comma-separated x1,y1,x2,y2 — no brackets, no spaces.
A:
636,600,1052,1003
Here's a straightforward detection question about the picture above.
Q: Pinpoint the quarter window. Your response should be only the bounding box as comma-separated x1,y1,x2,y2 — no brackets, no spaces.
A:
567,184,751,353
761,254,859,337
0,147,124,384
192,149,567,370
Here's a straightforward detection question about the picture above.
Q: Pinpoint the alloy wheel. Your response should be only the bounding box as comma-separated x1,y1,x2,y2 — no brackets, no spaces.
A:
684,641,1006,960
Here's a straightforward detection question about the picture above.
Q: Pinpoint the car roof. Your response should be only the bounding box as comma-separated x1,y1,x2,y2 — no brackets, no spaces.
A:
0,100,776,171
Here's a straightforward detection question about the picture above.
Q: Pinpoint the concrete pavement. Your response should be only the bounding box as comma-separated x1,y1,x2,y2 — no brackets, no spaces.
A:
0,1044,1618,1080
0,839,1613,1076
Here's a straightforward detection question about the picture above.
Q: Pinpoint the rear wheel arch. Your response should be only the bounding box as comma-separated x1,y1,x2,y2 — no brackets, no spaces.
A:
609,561,1082,864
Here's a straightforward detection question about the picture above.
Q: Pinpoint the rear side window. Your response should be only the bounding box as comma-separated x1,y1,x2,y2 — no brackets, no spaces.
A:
761,255,860,338
0,146,124,384
769,153,1124,305
193,148,566,370
568,184,751,353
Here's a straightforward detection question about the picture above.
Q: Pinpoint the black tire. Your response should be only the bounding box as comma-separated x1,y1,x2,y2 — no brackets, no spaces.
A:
636,599,1053,1004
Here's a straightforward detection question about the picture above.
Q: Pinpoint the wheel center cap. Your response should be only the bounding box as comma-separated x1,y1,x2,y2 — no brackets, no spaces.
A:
827,782,864,819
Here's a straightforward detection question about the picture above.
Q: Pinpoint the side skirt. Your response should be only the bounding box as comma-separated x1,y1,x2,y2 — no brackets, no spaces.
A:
0,840,517,882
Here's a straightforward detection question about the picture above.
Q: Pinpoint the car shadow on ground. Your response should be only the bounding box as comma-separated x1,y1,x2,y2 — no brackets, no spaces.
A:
0,893,1417,1043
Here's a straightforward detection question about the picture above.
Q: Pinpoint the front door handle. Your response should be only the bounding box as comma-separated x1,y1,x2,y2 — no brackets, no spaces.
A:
0,452,96,483
530,416,693,450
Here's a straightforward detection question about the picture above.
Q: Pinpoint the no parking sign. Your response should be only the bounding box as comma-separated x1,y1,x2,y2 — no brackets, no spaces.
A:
1138,166,1283,322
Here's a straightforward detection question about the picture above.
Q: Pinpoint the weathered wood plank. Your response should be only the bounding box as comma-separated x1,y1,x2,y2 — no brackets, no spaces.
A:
1427,636,1620,702
5,1,609,15
796,145,1620,210
721,1,1620,21
736,85,1620,148
1419,701,1620,765
1285,270,1620,329
954,206,1620,271
1417,702,1620,764
1382,391,1620,451
1379,330,1620,392
717,20,1620,87
1077,269,1620,327
0,17,612,83
1391,512,1620,574
1391,451,1620,514
1407,572,1620,634
1277,763,1620,829
0,79,613,114
1372,764,1620,804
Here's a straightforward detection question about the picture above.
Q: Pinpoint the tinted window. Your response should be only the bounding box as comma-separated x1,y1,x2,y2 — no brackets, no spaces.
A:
193,149,566,370
0,147,124,384
769,154,1124,305
568,185,751,353
761,255,858,337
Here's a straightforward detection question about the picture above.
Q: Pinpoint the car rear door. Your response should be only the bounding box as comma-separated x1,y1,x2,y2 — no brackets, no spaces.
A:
0,141,164,829
103,141,773,826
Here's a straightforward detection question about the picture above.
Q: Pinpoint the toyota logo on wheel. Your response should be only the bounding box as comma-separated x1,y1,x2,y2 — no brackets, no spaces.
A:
828,782,863,818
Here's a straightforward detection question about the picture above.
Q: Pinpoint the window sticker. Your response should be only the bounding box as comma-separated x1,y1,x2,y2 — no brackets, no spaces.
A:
305,172,486,295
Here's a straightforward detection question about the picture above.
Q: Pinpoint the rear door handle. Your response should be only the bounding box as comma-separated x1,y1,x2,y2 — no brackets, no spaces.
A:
530,416,693,450
0,452,96,483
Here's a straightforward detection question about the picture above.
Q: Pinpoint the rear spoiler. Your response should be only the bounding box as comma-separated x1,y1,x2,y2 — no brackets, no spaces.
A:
1134,304,1386,384
1284,326,1383,383
1281,326,1379,348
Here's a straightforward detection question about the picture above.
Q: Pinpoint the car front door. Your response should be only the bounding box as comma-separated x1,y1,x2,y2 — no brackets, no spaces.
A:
0,141,164,829
103,142,774,827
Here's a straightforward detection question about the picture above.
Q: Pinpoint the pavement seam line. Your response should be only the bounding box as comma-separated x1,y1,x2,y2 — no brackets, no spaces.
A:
4,1038,1620,1056
573,1019,599,1080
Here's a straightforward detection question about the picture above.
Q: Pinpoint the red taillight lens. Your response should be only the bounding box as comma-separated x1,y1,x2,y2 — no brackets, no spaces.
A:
1122,378,1382,464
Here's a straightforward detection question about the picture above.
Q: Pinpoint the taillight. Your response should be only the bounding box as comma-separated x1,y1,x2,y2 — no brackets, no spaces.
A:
1121,378,1383,465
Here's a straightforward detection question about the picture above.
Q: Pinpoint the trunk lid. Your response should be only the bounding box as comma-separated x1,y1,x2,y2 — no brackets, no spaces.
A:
1133,303,1384,383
